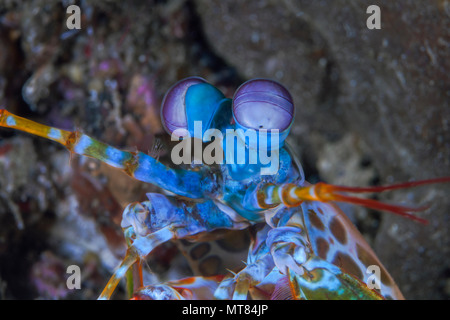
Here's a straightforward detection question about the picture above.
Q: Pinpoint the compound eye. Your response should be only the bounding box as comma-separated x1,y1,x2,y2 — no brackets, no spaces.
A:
161,77,207,136
232,79,294,132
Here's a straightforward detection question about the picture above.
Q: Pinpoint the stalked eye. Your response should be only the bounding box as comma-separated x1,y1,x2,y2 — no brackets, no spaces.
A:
232,79,294,132
160,77,207,136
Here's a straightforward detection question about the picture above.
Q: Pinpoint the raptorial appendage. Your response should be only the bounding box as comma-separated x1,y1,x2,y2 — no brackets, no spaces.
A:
99,193,252,300
0,109,211,199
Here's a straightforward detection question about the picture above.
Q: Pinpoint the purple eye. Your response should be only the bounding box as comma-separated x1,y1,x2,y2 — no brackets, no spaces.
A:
161,77,206,135
232,79,294,132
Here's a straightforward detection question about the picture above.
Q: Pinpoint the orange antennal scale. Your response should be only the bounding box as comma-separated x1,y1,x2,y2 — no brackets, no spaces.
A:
261,177,450,224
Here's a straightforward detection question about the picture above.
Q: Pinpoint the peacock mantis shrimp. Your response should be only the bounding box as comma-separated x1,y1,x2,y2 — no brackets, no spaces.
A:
1,77,449,300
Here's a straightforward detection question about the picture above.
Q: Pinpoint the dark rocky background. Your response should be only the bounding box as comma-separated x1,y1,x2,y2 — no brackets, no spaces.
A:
0,0,448,299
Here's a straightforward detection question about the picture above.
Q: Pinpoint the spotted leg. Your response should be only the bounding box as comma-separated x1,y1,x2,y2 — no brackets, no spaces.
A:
98,193,250,299
264,201,405,300
266,225,384,300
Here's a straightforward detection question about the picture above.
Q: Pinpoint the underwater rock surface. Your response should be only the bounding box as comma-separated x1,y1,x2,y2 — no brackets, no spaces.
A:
0,0,448,299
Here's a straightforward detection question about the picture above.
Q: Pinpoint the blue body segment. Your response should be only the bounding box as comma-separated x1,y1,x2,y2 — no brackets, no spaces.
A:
185,83,226,139
143,194,237,234
132,151,214,199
